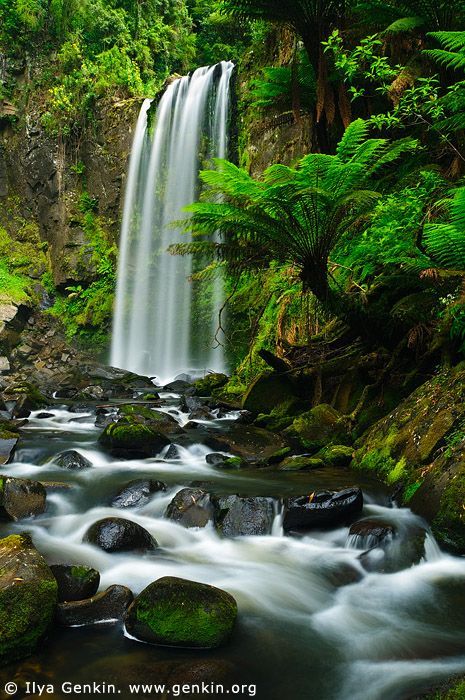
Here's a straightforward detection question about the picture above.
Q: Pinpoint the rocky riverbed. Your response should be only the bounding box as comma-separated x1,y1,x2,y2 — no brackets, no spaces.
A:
0,367,464,699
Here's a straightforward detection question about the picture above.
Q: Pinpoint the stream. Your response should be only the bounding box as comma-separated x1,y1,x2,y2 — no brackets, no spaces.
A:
1,391,465,700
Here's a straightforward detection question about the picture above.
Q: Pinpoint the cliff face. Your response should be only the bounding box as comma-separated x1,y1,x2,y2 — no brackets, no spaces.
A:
0,78,139,287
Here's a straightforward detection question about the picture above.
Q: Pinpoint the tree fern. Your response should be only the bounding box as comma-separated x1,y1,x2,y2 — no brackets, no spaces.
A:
177,121,418,310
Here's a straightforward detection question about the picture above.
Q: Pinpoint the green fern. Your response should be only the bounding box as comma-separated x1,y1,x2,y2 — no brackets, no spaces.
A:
424,187,465,269
177,121,418,308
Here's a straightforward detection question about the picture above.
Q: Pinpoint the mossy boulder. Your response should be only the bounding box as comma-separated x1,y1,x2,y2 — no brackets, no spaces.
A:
0,534,57,664
50,564,100,602
242,372,297,415
124,576,237,649
284,404,350,451
315,445,354,467
208,423,288,461
353,367,465,552
193,373,228,396
99,405,184,457
278,455,324,471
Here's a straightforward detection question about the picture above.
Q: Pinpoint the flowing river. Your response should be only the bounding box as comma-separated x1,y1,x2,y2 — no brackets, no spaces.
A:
1,390,465,700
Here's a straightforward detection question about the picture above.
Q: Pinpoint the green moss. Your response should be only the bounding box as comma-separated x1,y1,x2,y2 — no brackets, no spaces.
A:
130,578,237,649
0,535,58,664
194,373,228,396
432,471,465,552
403,480,423,503
278,455,324,471
70,565,92,580
118,405,163,422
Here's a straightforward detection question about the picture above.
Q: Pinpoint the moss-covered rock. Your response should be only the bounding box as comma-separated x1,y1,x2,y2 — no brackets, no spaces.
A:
124,576,237,649
242,372,297,415
284,404,350,451
315,445,354,467
0,534,57,665
50,564,100,603
193,373,228,396
278,455,324,471
353,367,465,552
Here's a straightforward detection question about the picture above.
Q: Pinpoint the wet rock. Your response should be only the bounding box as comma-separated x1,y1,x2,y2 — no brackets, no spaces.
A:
79,385,107,400
54,388,78,399
164,444,181,459
214,495,274,537
0,534,57,663
242,372,297,415
205,453,229,466
84,517,158,553
124,576,237,648
54,450,92,471
99,406,184,458
316,445,354,467
283,488,363,532
99,422,172,458
321,560,364,588
0,426,18,465
165,488,214,528
348,519,395,549
164,380,193,392
0,476,46,520
180,395,204,413
50,565,100,602
36,412,54,419
111,480,166,509
189,407,215,421
56,585,133,626
278,455,324,471
193,373,228,396
358,524,426,573
284,404,350,452
207,423,288,461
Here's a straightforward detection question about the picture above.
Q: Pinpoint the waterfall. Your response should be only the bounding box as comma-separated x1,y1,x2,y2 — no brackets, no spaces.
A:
111,62,234,383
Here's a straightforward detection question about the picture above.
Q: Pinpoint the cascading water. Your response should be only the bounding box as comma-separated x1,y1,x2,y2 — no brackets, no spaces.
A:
111,62,234,383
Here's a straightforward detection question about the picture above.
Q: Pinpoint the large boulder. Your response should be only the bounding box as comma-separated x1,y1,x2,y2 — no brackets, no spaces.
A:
84,518,157,553
283,487,363,532
278,455,324,471
193,373,228,396
56,585,133,626
50,564,100,602
0,534,57,664
124,577,237,649
111,479,166,509
165,488,214,528
284,404,350,451
315,445,354,467
54,450,92,471
208,423,288,461
242,372,296,415
353,366,465,552
0,476,46,520
214,496,274,537
99,406,183,458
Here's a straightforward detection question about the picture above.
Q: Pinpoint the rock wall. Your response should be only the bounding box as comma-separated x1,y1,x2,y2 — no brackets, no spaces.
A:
0,77,139,287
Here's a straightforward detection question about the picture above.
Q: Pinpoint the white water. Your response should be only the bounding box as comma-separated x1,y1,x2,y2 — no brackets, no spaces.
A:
111,62,234,384
6,403,465,699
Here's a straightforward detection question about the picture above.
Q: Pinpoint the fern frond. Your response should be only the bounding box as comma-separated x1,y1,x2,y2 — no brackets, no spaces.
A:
424,49,465,71
384,16,425,33
336,119,370,162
